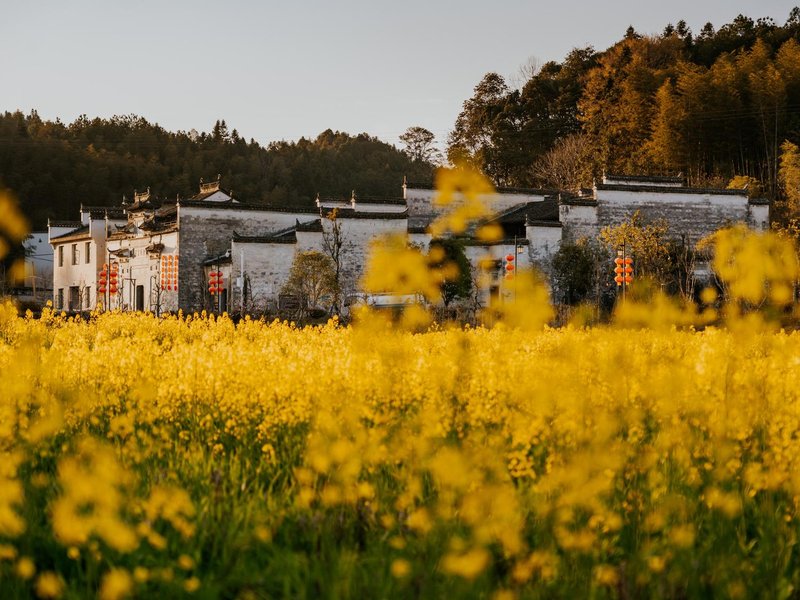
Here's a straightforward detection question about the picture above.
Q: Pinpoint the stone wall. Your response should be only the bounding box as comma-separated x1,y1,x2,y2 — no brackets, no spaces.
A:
595,187,752,245
559,187,768,248
230,241,296,313
177,205,316,312
404,186,550,226
559,203,599,243
526,224,563,263
321,216,407,297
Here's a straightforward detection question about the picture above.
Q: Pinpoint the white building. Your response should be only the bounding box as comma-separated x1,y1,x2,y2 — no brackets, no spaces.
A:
47,173,771,315
558,173,769,248
49,207,126,312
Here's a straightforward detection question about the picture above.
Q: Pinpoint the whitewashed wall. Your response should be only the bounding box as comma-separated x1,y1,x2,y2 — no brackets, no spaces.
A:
107,231,179,313
559,203,599,242
408,232,432,249
51,218,124,310
177,204,319,312
526,224,563,262
594,186,751,245
748,204,769,230
321,216,408,295
404,186,550,225
230,241,295,313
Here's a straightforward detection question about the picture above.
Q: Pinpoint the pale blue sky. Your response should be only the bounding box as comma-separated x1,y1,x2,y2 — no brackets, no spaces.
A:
2,1,798,149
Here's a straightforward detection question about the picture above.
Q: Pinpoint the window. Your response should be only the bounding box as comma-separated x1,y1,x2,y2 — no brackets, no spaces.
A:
58,246,63,267
85,286,92,309
56,289,64,310
71,244,78,265
69,286,80,311
85,242,91,264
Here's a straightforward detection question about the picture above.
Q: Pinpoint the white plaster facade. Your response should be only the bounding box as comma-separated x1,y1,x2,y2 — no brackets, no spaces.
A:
526,223,563,262
321,211,408,295
403,181,553,225
50,213,125,311
106,230,180,313
559,174,770,249
48,174,771,315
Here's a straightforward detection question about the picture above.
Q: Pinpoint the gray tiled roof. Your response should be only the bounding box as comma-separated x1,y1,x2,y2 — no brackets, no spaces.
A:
604,173,683,184
405,181,557,195
596,183,748,196
180,200,319,214
321,208,408,220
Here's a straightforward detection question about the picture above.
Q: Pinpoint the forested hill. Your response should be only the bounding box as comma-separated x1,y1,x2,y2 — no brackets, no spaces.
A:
0,114,433,229
448,9,800,200
6,11,800,230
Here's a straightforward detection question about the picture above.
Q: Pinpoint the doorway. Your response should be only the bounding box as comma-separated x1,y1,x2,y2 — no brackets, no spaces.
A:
135,285,145,311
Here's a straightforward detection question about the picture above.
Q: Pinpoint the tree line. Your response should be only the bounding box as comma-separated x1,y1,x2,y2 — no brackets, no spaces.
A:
447,9,800,205
0,113,433,229
5,10,800,231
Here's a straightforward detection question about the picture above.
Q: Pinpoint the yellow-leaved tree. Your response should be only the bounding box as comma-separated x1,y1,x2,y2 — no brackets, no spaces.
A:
779,140,800,220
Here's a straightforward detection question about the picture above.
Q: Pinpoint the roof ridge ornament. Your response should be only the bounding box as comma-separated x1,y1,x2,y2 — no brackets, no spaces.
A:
134,187,151,204
199,175,221,194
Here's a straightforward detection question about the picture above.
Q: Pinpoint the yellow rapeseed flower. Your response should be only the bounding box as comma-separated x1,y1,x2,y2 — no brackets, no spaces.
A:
99,568,133,600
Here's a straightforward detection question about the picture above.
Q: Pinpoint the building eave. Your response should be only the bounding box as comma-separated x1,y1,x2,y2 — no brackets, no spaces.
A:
596,183,748,196
179,200,320,214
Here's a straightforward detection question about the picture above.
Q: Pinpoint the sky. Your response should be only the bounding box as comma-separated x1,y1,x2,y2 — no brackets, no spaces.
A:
2,0,799,150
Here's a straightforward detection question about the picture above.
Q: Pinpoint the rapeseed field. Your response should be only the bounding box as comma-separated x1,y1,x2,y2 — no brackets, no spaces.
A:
2,172,800,598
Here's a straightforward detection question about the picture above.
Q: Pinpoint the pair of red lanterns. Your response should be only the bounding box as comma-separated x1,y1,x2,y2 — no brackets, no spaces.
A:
614,256,633,286
98,262,118,295
208,271,224,296
504,253,515,280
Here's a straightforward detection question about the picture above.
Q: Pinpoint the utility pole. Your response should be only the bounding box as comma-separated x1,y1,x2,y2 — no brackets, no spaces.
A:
513,235,518,302
614,242,633,301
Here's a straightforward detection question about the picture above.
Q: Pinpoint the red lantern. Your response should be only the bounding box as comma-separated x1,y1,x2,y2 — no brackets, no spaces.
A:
209,269,223,296
614,255,633,287
98,264,108,293
504,253,515,278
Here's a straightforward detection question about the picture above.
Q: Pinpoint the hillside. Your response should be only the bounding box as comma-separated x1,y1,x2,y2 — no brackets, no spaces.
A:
0,114,433,229
5,10,800,230
448,9,800,201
